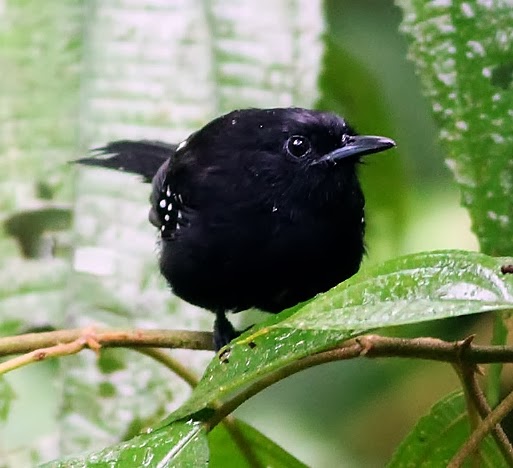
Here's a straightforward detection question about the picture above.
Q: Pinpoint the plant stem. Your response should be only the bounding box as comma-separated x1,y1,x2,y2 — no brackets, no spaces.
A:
0,337,88,374
458,365,513,465
449,384,513,467
0,328,213,357
135,348,200,387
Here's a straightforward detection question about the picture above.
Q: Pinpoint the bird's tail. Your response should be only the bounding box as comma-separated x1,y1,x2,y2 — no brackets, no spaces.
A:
76,140,177,182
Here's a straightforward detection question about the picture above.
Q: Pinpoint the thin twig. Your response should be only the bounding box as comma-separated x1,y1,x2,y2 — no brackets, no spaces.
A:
221,417,265,468
0,328,213,357
458,365,513,465
449,385,513,467
0,337,89,374
453,364,483,468
452,337,482,468
135,348,200,388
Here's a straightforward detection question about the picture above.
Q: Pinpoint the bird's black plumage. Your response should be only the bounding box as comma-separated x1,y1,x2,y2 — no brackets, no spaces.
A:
77,108,395,350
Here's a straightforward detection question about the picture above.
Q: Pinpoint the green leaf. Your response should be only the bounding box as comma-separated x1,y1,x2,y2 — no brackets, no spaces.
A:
167,250,513,424
396,0,513,256
388,391,507,467
42,420,208,468
209,419,307,468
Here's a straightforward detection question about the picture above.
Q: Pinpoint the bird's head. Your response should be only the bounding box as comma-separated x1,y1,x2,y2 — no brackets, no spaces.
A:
172,108,395,210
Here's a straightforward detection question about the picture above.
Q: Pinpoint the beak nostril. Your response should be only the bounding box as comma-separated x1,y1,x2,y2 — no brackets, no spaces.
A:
341,134,354,146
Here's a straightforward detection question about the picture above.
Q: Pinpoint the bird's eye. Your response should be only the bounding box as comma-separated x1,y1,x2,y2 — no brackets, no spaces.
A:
286,135,311,158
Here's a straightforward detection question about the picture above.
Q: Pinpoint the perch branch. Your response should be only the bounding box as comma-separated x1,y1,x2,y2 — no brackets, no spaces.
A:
5,328,513,465
0,328,213,357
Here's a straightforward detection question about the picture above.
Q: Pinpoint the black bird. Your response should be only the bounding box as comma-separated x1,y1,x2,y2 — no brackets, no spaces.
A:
77,108,395,350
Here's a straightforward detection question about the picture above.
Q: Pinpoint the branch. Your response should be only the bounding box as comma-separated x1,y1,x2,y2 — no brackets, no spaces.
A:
0,337,90,374
452,338,483,468
353,334,513,363
457,363,513,464
0,328,213,357
5,328,513,465
0,328,213,375
5,328,513,363
449,384,513,467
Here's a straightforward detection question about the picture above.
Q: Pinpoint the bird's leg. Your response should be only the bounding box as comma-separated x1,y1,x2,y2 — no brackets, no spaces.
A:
213,310,239,351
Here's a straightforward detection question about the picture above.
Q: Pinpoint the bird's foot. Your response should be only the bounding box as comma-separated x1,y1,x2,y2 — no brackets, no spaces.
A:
213,312,240,351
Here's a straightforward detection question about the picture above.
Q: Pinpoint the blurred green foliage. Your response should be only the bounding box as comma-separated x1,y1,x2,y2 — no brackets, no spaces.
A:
2,0,510,466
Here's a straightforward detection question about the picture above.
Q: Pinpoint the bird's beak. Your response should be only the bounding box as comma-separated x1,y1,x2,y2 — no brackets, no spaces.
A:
313,135,396,165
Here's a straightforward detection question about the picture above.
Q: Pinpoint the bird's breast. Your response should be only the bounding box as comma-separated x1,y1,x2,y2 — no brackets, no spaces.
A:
158,201,365,313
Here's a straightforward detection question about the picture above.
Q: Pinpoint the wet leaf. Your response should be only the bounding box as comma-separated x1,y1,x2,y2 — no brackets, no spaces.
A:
396,0,513,256
43,420,208,468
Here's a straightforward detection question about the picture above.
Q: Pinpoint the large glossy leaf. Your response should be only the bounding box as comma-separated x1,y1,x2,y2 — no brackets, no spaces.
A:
388,391,506,467
43,420,208,468
396,0,513,257
167,250,513,423
45,417,306,468
209,419,307,468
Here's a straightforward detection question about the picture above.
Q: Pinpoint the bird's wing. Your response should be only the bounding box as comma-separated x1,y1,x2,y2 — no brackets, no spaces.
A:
76,140,177,183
